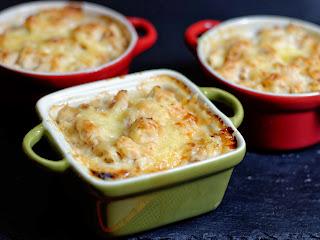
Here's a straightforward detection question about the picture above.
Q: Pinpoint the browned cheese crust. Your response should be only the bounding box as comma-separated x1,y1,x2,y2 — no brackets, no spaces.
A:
53,75,237,180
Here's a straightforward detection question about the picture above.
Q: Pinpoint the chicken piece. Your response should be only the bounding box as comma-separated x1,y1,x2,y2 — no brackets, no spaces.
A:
95,143,120,163
25,6,84,33
0,50,18,65
109,90,128,111
147,86,163,99
17,46,40,70
218,60,242,82
56,106,80,135
57,105,79,123
208,48,226,69
129,117,160,144
75,118,101,146
116,136,140,160
147,86,175,102
226,40,250,61
106,23,130,57
72,23,106,44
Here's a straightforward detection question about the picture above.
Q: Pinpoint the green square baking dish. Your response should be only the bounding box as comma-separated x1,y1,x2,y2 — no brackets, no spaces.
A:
22,69,246,237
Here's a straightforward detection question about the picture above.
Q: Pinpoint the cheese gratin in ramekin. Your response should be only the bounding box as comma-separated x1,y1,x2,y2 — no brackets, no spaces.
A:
0,1,157,88
185,16,320,150
54,75,238,180
23,69,245,237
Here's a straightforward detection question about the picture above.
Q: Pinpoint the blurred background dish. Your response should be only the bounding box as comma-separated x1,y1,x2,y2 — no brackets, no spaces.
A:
0,1,157,88
185,15,320,150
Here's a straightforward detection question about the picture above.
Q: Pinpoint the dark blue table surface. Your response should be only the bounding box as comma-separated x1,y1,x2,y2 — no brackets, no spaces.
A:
1,0,319,239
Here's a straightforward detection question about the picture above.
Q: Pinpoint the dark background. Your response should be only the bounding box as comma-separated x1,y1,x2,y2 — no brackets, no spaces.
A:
1,0,320,239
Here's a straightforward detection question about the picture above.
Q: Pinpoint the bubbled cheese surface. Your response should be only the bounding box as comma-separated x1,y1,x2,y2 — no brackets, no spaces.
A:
55,75,237,180
207,24,320,94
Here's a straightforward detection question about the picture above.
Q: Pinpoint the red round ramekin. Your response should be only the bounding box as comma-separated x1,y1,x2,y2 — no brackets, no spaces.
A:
185,16,320,150
0,1,157,88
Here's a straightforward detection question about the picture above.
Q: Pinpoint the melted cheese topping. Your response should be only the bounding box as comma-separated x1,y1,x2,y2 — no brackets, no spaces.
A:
0,5,130,73
55,75,237,180
207,24,320,94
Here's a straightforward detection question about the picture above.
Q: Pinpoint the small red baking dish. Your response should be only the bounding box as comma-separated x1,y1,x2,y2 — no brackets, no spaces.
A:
0,1,157,88
185,16,320,150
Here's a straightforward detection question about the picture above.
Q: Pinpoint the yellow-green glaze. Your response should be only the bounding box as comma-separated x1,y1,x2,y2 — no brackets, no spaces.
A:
22,86,246,237
22,123,70,172
81,168,235,237
200,87,244,128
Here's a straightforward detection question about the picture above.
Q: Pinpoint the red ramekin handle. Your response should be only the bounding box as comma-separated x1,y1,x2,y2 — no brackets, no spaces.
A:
184,19,220,54
127,17,157,57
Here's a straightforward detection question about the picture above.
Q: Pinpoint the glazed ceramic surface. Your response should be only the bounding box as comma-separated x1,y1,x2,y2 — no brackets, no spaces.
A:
185,16,320,150
23,69,245,237
0,1,157,88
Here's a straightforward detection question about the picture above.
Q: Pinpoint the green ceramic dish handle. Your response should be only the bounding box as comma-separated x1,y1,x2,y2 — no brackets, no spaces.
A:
22,123,70,172
200,87,244,128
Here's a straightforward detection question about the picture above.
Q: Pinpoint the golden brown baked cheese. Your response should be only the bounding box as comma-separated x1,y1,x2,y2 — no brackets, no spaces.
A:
54,75,237,180
0,5,130,73
207,24,320,94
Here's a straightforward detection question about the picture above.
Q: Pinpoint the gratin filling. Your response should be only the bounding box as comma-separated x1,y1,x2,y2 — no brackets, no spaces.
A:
55,76,237,180
0,5,130,73
207,24,320,94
